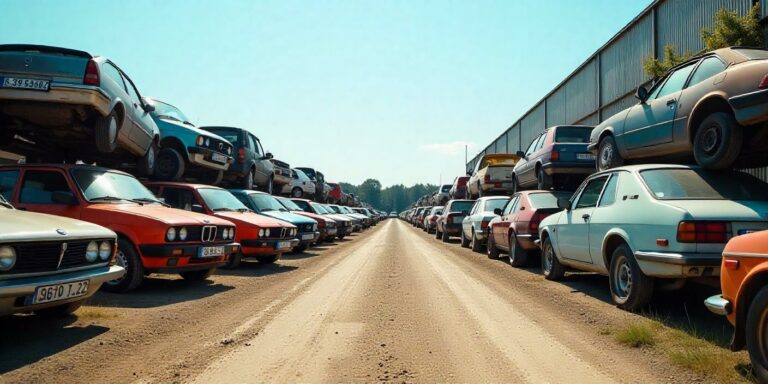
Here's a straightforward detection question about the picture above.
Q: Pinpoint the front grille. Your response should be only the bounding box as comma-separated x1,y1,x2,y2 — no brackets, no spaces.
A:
173,226,232,243
207,137,232,155
263,227,289,239
299,224,314,232
10,240,106,274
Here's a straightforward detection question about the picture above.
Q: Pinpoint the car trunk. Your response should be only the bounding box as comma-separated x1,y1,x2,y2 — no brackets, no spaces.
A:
551,143,594,163
486,165,515,181
0,45,91,86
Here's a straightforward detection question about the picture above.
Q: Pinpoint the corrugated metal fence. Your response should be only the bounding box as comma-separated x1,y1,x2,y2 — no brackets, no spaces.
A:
468,0,757,173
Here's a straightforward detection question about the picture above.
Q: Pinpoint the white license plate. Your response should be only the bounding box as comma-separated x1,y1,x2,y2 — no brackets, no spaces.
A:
327,228,337,234
2,77,50,91
33,280,89,304
211,153,227,163
577,153,595,160
199,246,225,257
277,241,291,250
301,233,314,240
452,217,463,224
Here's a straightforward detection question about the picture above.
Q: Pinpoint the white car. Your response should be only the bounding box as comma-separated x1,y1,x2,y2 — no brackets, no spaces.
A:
281,169,316,198
460,196,509,252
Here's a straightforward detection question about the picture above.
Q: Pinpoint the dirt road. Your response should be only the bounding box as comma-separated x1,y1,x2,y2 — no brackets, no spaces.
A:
1,219,725,383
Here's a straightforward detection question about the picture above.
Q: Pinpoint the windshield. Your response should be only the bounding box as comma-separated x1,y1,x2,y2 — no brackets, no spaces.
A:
203,127,239,144
328,205,342,213
640,169,768,200
441,185,451,192
248,193,287,212
311,203,328,213
152,101,191,124
483,198,509,212
529,191,571,208
431,207,443,215
735,48,768,60
198,188,249,211
449,201,474,213
72,169,158,202
277,197,302,211
481,155,518,168
554,126,591,143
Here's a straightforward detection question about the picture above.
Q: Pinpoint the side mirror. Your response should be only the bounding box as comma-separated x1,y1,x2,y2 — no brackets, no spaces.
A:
557,198,570,210
634,86,648,102
493,208,502,215
191,204,205,213
516,150,526,158
52,191,77,205
265,152,274,159
143,103,156,113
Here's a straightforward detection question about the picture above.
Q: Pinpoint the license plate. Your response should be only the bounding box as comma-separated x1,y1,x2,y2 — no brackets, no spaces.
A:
211,153,227,163
577,153,596,160
452,217,463,224
301,233,314,240
277,241,291,250
33,280,89,304
327,228,337,234
2,77,50,91
199,246,225,257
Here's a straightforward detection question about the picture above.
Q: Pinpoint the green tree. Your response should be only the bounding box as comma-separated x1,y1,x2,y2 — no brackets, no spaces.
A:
357,179,382,208
643,44,692,78
701,4,763,51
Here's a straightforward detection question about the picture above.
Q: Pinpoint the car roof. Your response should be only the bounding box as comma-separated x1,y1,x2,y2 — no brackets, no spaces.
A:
144,181,220,190
0,163,130,175
229,189,268,196
0,44,92,58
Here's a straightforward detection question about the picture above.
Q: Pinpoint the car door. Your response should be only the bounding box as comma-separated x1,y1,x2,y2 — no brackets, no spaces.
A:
120,69,155,152
587,172,620,262
251,135,270,183
463,201,480,237
555,175,609,264
620,62,697,152
520,134,545,186
496,195,519,249
14,169,82,219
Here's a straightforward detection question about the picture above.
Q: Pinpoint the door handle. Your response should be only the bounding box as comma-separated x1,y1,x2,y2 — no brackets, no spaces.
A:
581,214,590,221
666,99,676,106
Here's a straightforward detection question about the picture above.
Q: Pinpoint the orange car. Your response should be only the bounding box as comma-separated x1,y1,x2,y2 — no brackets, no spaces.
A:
0,164,239,292
706,230,768,381
145,182,298,268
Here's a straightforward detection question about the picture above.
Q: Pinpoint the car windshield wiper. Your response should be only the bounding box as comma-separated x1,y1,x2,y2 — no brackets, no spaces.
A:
0,198,13,209
261,208,275,212
90,196,126,202
157,114,183,123
130,197,168,207
236,208,251,213
182,120,194,126
213,207,235,212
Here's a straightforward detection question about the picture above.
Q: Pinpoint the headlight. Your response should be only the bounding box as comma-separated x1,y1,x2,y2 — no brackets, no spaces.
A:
258,229,264,237
179,227,188,241
196,135,205,146
0,246,16,271
99,241,112,261
166,227,177,241
227,146,232,155
224,228,230,239
265,228,271,237
85,241,98,262
229,228,235,239
205,138,210,146
312,223,318,231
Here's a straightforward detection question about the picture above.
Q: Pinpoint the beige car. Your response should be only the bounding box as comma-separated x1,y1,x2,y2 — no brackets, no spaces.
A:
467,154,520,198
0,196,125,317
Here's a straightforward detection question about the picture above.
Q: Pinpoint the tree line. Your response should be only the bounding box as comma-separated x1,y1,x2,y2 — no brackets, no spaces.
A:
340,179,437,213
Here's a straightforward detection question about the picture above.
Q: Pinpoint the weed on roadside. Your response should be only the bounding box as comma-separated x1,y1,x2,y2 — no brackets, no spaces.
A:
614,322,656,347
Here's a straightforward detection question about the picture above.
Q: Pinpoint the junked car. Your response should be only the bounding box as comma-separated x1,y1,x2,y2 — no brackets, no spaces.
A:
201,126,276,193
460,196,509,252
467,154,520,198
538,164,768,310
275,196,344,241
0,44,158,174
435,199,475,242
270,158,292,190
423,206,444,234
449,176,469,199
590,47,768,172
0,193,125,317
436,184,452,205
282,168,316,198
145,98,233,182
513,125,594,191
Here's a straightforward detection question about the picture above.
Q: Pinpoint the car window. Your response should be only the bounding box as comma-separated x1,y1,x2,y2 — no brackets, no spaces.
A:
525,137,538,155
688,57,726,87
120,72,143,106
469,202,479,215
640,169,768,200
502,196,517,215
734,48,768,60
20,170,73,204
554,126,591,143
528,191,569,209
484,198,508,212
450,201,474,213
574,176,608,209
655,63,696,99
534,132,547,151
102,63,126,90
0,170,18,201
598,173,619,207
246,135,256,152
253,136,263,156
160,187,197,211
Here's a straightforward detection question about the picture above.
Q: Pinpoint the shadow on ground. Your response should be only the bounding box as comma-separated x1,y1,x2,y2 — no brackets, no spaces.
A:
87,276,235,309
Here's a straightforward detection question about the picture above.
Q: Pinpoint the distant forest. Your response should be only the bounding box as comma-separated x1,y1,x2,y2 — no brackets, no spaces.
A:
339,179,438,213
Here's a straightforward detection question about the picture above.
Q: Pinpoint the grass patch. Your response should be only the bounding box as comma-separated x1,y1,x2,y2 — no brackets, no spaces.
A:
76,306,119,319
614,322,656,347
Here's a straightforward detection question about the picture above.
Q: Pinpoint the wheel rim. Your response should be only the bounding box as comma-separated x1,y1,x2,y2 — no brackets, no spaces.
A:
471,232,476,248
599,142,613,169
108,249,128,285
759,306,768,364
699,124,721,154
246,172,254,188
146,146,155,170
537,170,544,189
156,152,176,177
292,188,301,197
108,116,118,144
510,236,516,262
267,179,273,194
543,243,553,274
614,257,632,300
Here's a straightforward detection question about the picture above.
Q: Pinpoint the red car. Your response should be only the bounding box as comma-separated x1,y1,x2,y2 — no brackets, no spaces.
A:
449,176,470,199
486,190,569,266
145,182,298,268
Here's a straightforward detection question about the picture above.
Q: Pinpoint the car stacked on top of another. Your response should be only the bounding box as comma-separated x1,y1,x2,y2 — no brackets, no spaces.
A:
0,164,239,292
449,176,469,199
201,126,277,193
513,125,594,191
435,184,452,205
460,196,509,252
435,199,475,242
283,168,315,198
269,158,292,190
467,154,520,198
327,183,343,204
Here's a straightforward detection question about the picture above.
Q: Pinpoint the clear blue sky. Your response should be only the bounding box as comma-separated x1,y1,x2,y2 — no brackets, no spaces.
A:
2,0,650,187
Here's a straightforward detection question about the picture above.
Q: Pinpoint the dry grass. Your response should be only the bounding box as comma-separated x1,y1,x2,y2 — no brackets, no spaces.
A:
614,322,656,347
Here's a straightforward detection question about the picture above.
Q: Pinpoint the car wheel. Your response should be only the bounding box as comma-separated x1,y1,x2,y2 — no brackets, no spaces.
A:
541,236,565,281
460,229,470,248
337,234,346,240
137,143,157,177
179,268,214,281
243,168,255,189
435,227,442,239
511,174,519,194
266,175,274,195
441,228,450,242
35,301,83,317
608,243,654,311
693,112,743,170
477,183,484,197
291,187,303,198
256,254,280,264
221,251,242,269
102,239,144,293
294,243,309,253
95,110,120,153
536,166,551,190
509,233,529,267
154,147,185,181
746,285,768,383
471,230,483,253
487,235,500,259
597,135,624,171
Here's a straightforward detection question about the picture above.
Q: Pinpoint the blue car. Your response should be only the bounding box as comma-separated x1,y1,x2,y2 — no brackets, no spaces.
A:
230,189,319,252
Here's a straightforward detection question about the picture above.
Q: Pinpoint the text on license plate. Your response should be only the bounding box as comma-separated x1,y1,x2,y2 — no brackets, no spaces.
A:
277,241,291,250
452,217,463,224
33,280,89,304
577,153,596,160
2,77,50,91
212,153,228,163
301,233,314,240
200,246,225,257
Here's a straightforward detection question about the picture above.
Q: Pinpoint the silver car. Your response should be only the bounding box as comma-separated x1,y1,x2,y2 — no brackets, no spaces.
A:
460,196,510,252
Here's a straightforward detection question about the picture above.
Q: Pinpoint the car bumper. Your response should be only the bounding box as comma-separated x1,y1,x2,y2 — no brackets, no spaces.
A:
473,228,488,241
480,182,515,193
634,251,721,278
541,162,595,176
730,88,768,126
0,265,125,316
296,231,320,244
516,233,539,250
241,238,299,254
0,84,111,116
188,146,233,170
704,294,732,316
443,223,462,235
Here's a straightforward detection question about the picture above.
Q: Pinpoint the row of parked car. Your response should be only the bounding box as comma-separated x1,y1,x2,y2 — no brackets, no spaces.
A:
406,46,768,381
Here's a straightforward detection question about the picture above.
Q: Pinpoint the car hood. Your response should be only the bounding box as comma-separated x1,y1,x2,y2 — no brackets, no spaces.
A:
155,117,230,142
215,210,296,229
662,200,768,221
87,203,233,226
329,214,356,223
0,208,115,242
259,211,316,225
292,211,333,223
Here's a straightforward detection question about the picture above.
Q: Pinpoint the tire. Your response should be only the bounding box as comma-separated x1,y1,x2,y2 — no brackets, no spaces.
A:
511,175,519,194
137,143,157,177
509,233,529,267
291,187,303,198
608,243,654,311
102,239,144,293
95,110,120,153
179,268,214,281
441,228,450,242
471,230,483,252
337,234,346,240
541,236,565,281
221,251,242,269
693,112,743,170
154,147,185,181
201,169,224,185
460,229,470,248
265,175,274,195
477,183,484,197
256,254,280,264
35,301,83,317
745,286,768,383
487,235,500,259
294,243,309,253
597,135,624,171
243,168,255,189
536,166,551,190
435,227,442,239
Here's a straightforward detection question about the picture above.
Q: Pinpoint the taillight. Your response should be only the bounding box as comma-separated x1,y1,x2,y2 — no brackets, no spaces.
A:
677,221,730,243
430,217,437,223
196,136,205,146
759,74,768,89
550,150,560,161
484,175,491,182
530,212,548,232
237,147,245,162
84,59,100,86
481,220,489,229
